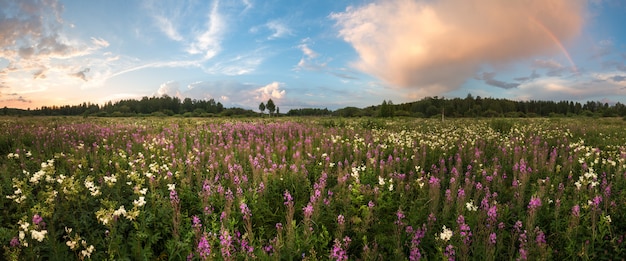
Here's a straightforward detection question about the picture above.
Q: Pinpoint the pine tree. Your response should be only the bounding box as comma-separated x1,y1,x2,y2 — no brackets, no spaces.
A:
259,102,266,116
266,99,276,116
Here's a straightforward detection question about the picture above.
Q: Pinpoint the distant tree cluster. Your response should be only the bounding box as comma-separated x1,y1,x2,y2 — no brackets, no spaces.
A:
286,108,332,116
287,95,626,118
3,94,626,119
258,99,279,117
2,95,243,117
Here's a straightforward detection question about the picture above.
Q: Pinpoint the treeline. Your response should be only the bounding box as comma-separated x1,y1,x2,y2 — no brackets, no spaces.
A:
2,94,626,118
326,95,626,118
1,95,254,117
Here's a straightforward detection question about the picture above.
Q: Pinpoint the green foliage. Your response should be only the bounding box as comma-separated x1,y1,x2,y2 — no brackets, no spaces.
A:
1,117,626,260
266,99,276,116
490,119,514,134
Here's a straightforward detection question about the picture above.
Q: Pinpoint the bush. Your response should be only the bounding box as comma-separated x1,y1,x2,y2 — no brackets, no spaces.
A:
490,119,514,134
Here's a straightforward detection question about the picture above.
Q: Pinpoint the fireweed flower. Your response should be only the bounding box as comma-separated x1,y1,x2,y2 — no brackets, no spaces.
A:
192,215,202,230
395,210,405,226
283,190,293,205
303,203,314,218
337,214,345,225
32,214,43,226
170,189,180,204
572,205,581,217
197,234,211,260
444,244,455,261
240,202,251,220
457,215,472,245
527,196,542,211
489,232,497,245
487,205,498,223
330,236,351,261
219,229,233,258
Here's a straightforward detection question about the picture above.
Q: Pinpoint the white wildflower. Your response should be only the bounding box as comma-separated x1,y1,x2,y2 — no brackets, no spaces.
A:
113,205,127,217
438,225,453,241
133,196,146,207
66,240,78,250
466,200,478,211
31,230,47,242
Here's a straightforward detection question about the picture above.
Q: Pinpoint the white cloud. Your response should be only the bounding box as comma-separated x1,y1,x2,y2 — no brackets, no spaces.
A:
187,0,224,59
203,49,265,75
156,81,182,97
298,40,318,59
255,81,286,100
266,20,293,39
155,16,184,41
331,0,585,95
91,37,110,48
513,73,626,101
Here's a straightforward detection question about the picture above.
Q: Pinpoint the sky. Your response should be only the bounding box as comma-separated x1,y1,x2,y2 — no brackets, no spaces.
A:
1,0,626,111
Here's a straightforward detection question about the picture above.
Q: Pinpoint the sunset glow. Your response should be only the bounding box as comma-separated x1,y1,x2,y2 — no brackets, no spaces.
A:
1,0,626,110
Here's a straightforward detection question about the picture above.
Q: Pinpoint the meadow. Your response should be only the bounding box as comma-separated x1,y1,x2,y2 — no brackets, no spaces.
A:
1,116,625,260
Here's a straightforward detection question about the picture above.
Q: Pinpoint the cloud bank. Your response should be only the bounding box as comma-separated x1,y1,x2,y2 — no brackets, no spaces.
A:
331,0,586,94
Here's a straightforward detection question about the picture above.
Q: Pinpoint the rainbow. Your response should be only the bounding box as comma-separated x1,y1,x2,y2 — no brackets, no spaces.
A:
529,17,577,73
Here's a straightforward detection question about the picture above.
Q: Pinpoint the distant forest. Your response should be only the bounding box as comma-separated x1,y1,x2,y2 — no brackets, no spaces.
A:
2,94,626,118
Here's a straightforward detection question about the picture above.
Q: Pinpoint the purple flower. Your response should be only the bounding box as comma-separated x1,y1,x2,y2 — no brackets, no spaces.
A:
457,188,465,198
219,230,233,258
239,202,251,220
489,232,497,245
487,205,498,223
514,220,523,233
535,228,546,245
32,214,43,226
444,244,455,261
591,195,602,208
395,210,405,226
330,237,351,261
170,189,180,204
192,215,202,230
337,214,345,225
283,190,293,205
10,237,19,247
571,205,580,217
527,196,541,211
303,203,314,218
197,235,211,260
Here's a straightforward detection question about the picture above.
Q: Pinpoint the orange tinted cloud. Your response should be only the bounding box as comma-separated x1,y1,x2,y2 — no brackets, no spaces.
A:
331,0,585,94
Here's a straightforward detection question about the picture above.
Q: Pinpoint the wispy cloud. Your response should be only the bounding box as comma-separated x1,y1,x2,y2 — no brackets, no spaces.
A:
167,80,286,108
478,72,520,89
187,0,225,59
331,0,585,95
266,20,293,39
155,15,184,41
295,39,359,80
0,0,110,103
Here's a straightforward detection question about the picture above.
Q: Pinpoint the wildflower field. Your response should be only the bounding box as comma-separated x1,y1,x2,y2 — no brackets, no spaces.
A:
1,116,626,260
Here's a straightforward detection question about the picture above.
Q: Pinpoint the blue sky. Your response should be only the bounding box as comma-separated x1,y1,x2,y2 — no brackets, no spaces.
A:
1,0,626,111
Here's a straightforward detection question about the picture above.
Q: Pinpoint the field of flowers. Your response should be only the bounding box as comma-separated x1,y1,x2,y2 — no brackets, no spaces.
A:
1,116,626,260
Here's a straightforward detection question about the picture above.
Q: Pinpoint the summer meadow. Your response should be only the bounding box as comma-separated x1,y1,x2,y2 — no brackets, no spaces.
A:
1,116,625,260
3,0,626,259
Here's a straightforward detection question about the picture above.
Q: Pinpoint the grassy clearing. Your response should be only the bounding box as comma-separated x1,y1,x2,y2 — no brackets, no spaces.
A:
1,117,625,260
